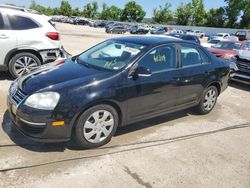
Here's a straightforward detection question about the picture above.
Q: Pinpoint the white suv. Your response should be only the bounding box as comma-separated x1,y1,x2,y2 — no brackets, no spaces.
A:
0,5,61,78
187,30,205,38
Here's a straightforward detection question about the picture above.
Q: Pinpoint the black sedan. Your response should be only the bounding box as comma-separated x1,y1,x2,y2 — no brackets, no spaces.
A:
106,26,127,34
8,36,230,148
130,27,149,34
166,34,201,44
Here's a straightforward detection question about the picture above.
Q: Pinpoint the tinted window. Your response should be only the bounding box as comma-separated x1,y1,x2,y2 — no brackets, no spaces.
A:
8,15,39,30
138,45,176,73
186,36,195,41
209,40,220,44
0,13,4,29
198,49,211,64
181,45,203,67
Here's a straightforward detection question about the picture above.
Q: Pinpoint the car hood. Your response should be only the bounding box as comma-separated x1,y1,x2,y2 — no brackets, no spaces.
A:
18,58,112,94
208,48,236,55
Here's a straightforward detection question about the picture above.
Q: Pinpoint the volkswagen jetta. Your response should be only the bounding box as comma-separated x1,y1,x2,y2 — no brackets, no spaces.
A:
8,36,230,148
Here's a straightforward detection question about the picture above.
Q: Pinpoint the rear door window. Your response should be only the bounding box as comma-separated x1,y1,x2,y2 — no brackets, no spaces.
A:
180,45,203,67
8,15,39,30
0,13,4,29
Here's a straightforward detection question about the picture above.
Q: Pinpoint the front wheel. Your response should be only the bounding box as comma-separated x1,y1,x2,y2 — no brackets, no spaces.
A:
73,105,119,148
196,86,218,115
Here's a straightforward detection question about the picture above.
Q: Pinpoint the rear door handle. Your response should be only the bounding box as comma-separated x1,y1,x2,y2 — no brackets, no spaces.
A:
204,71,209,75
0,34,9,39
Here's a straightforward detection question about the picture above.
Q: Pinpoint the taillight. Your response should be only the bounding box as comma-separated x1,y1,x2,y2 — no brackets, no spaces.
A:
55,59,65,66
46,32,59,40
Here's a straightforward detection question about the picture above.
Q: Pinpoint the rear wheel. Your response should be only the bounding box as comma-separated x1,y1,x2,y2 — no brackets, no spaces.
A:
73,105,119,148
9,52,41,78
196,86,218,114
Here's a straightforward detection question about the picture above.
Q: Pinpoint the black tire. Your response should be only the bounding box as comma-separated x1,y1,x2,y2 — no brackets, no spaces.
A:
9,52,41,78
73,104,119,149
196,86,218,115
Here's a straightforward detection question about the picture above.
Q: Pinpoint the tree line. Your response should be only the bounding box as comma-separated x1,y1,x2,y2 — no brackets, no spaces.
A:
29,0,250,29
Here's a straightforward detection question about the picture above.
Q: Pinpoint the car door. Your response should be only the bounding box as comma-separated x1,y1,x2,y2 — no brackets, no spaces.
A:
125,44,181,122
0,12,17,66
177,44,213,105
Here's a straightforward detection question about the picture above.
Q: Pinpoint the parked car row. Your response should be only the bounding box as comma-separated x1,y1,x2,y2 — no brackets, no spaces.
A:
205,40,250,84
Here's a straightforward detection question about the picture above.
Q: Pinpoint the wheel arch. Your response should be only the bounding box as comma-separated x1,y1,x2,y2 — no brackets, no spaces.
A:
4,48,43,67
207,81,221,95
70,100,124,137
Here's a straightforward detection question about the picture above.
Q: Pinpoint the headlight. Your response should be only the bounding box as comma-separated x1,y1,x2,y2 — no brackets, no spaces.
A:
222,54,234,60
9,80,18,96
24,92,60,110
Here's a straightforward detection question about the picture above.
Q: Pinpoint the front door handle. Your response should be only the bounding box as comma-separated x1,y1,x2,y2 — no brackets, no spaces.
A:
0,34,9,39
171,77,180,82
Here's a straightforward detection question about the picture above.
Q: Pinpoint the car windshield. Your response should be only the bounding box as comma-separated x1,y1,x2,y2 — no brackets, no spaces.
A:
208,40,220,44
77,40,145,71
213,42,241,50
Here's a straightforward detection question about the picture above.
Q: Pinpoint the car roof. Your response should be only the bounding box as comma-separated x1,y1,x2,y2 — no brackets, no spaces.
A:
0,4,40,14
112,36,182,46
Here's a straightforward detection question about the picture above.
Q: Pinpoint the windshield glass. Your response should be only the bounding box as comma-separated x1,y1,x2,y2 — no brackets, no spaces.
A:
208,40,220,44
213,42,241,50
78,40,145,71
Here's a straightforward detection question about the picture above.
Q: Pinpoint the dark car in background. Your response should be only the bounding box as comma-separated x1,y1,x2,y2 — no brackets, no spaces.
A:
106,26,127,34
166,34,201,44
73,18,90,25
130,26,149,34
8,36,230,148
151,27,166,35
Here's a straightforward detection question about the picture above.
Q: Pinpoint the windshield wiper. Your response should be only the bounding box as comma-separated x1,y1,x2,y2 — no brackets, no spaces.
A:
75,57,91,68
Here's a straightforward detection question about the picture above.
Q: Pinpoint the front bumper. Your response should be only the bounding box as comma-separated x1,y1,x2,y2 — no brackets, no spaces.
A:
7,97,71,143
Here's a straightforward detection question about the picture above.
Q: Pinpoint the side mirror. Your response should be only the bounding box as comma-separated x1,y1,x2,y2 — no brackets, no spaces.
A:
131,66,152,78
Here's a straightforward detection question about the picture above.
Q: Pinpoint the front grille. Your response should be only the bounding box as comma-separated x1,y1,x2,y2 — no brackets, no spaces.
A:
11,89,27,106
236,61,250,73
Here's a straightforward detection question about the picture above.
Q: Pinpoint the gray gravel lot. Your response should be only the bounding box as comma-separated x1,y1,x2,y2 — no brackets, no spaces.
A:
0,23,249,188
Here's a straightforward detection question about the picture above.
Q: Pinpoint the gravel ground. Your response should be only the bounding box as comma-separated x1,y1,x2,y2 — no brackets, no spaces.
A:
0,23,249,188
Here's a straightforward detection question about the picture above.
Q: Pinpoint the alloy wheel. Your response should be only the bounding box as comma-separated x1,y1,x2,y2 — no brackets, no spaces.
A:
14,56,39,77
